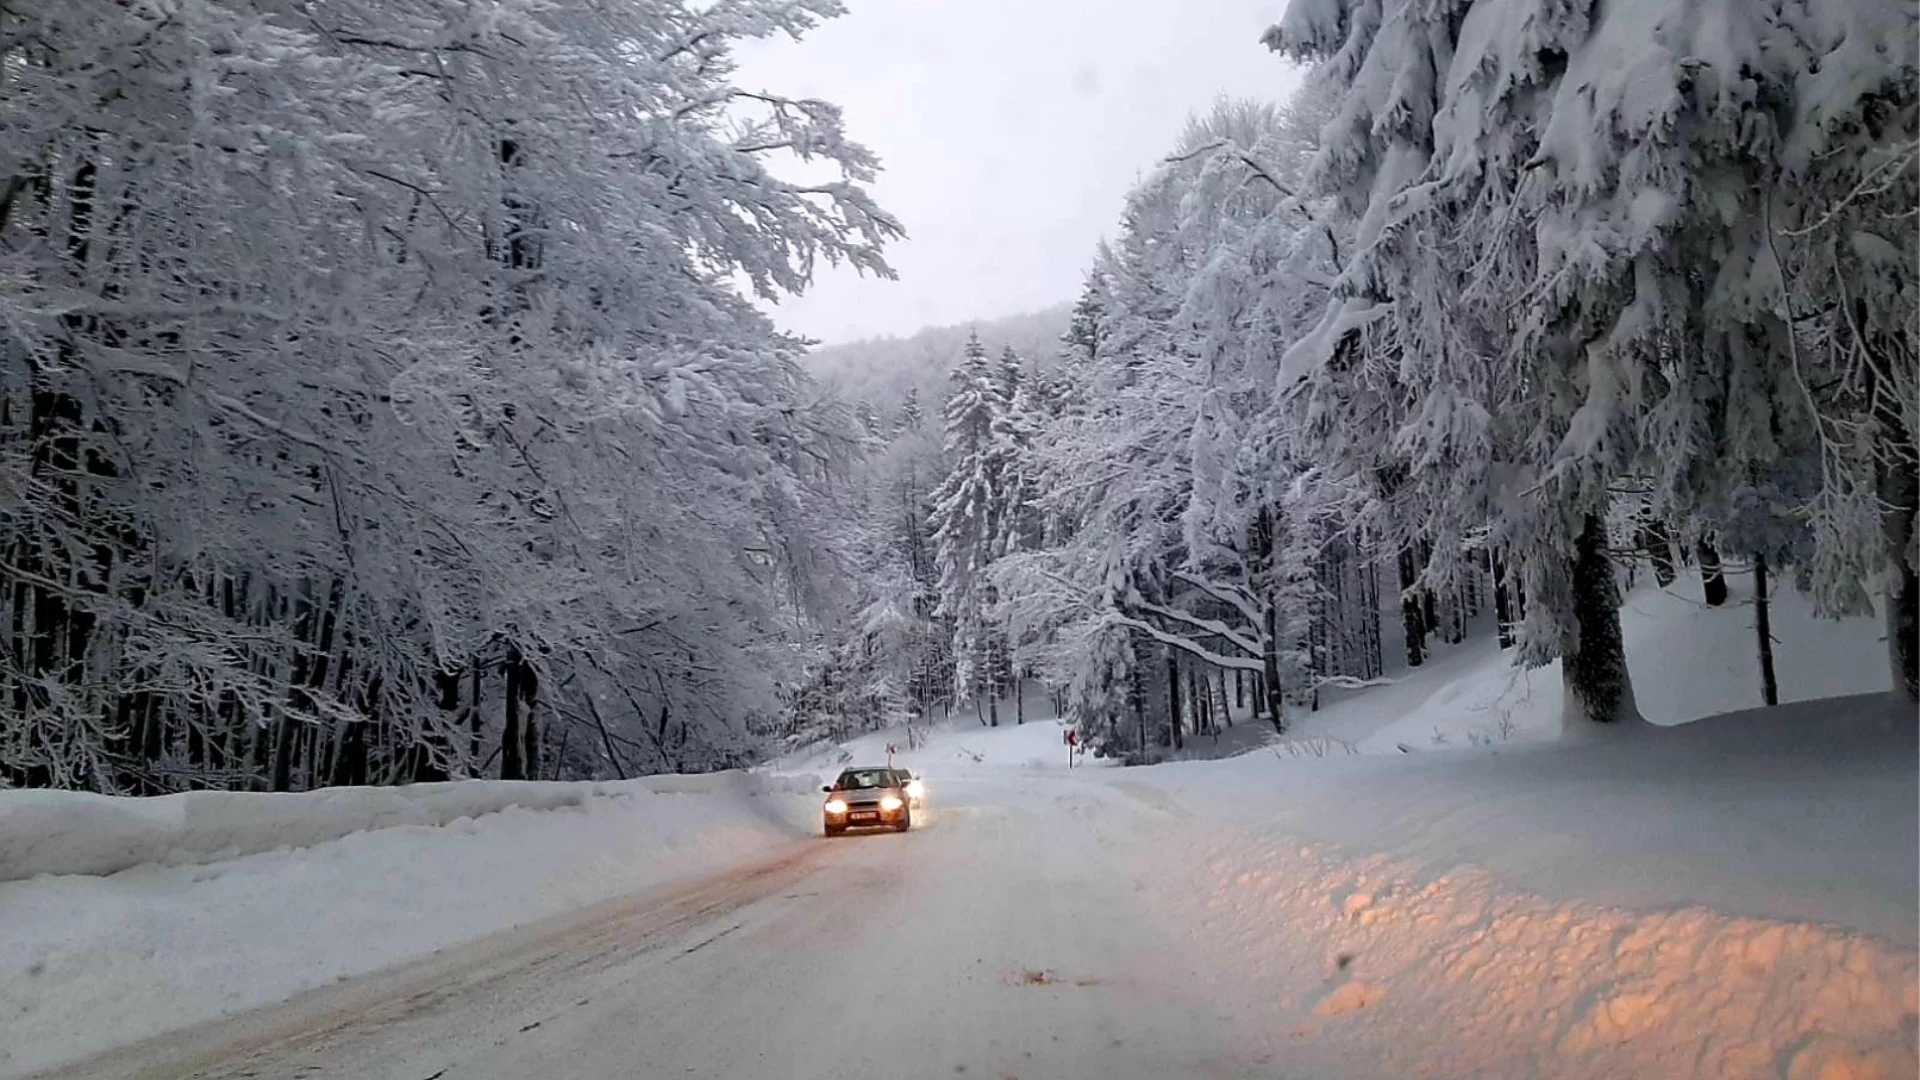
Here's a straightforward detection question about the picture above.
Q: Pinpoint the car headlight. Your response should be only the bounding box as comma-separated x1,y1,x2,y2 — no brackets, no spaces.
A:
879,795,904,812
823,799,848,814
903,780,924,799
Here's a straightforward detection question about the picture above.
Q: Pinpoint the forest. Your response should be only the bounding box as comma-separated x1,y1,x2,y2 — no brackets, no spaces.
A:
2,0,1914,792
815,1,1919,758
1,0,901,791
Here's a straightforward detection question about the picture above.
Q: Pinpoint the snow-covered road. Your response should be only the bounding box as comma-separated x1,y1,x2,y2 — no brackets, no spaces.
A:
43,776,1280,1080
21,697,1918,1080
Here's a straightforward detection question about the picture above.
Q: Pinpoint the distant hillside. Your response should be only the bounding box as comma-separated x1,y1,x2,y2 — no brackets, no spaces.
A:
804,304,1073,418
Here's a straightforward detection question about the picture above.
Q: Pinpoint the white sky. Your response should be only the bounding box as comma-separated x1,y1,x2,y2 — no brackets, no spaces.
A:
735,0,1305,345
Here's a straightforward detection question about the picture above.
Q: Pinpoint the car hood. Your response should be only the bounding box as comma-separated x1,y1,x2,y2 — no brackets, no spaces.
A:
831,788,902,803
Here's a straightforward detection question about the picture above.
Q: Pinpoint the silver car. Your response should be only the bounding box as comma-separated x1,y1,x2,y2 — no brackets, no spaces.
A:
821,766,922,836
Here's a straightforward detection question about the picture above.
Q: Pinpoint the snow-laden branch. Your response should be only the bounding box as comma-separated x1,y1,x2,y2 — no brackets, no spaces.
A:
1108,614,1267,672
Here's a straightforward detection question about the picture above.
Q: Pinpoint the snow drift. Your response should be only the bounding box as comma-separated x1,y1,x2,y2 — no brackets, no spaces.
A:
0,770,818,883
1127,693,1918,1079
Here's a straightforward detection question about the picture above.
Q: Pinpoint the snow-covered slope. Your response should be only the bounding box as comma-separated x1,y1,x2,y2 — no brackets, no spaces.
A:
1289,576,1891,752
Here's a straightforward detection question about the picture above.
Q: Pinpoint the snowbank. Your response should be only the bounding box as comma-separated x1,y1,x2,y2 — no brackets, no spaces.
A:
0,774,820,1079
0,770,818,883
1166,830,1918,1080
1120,694,1919,1079
1149,694,1918,945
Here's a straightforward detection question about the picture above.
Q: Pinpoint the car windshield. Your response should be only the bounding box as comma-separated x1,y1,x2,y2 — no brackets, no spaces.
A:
836,770,893,790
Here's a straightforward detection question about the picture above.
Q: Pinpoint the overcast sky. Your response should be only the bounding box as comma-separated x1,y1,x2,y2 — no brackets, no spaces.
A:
736,0,1305,346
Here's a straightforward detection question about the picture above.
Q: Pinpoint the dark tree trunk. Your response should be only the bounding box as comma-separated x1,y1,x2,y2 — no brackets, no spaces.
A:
270,584,312,793
1261,601,1285,733
1362,555,1383,678
1419,538,1439,632
501,648,526,781
1753,553,1779,707
1697,538,1728,607
1164,651,1183,750
1491,547,1517,649
1563,514,1638,725
1399,546,1427,667
1888,498,1919,706
468,661,484,775
1216,668,1233,729
1015,674,1024,725
1129,644,1147,754
1879,410,1918,704
521,662,540,781
1190,664,1209,735
1234,670,1244,709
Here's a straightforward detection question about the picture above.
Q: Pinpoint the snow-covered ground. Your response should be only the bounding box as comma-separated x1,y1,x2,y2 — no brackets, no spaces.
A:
0,774,822,1078
1291,575,1892,752
4,580,1912,1080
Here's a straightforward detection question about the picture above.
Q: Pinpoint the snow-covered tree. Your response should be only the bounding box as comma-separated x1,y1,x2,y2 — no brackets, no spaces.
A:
0,0,901,791
1265,0,1919,720
929,333,1008,719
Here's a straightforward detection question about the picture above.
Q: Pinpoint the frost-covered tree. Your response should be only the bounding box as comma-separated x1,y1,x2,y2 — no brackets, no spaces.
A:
929,333,1007,719
995,92,1365,747
1266,0,1919,720
0,0,900,791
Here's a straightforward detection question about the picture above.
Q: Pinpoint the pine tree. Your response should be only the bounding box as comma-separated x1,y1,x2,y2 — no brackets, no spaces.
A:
930,333,1007,716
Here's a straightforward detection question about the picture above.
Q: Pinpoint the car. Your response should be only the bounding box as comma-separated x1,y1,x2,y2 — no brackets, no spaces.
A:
822,766,921,836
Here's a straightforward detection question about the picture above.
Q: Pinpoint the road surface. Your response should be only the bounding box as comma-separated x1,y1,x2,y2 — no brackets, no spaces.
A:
47,778,1282,1080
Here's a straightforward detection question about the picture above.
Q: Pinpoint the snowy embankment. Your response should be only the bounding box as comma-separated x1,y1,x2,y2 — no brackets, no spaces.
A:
1124,696,1918,1079
0,770,812,882
0,773,821,1079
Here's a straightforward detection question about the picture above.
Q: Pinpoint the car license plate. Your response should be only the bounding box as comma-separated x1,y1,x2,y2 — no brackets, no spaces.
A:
850,811,878,821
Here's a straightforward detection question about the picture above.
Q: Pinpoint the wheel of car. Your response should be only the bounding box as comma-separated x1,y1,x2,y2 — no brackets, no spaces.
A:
895,810,911,833
824,823,845,837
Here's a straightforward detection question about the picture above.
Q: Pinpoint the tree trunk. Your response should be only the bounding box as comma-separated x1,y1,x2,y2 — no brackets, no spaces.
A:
1879,413,1918,703
501,648,525,780
1015,674,1024,725
521,662,540,781
1399,546,1427,667
1216,668,1233,729
1164,651,1184,750
467,661,484,776
1362,555,1383,678
1491,547,1516,649
1754,553,1779,707
1562,514,1639,726
270,581,312,793
1234,670,1244,710
1129,638,1148,754
1261,601,1285,733
1697,538,1728,607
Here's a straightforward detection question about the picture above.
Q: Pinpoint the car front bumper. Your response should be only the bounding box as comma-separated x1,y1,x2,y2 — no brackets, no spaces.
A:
826,805,907,829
